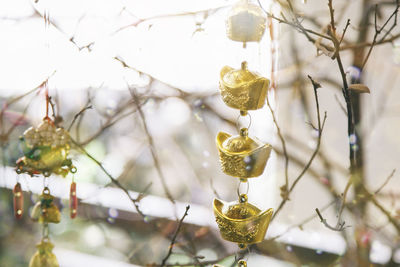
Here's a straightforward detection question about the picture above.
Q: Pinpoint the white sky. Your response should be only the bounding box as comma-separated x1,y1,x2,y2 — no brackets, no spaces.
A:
0,0,273,96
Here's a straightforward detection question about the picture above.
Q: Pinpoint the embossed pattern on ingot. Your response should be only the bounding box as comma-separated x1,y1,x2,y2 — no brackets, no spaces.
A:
216,131,271,178
219,63,270,111
213,198,273,244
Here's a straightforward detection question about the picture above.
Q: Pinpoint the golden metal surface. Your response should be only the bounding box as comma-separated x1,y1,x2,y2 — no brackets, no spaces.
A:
219,62,269,111
31,190,61,224
29,239,59,267
216,130,271,178
213,198,273,245
226,0,266,43
16,119,76,177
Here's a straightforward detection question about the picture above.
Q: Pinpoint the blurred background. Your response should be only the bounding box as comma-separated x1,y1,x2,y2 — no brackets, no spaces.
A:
0,0,400,266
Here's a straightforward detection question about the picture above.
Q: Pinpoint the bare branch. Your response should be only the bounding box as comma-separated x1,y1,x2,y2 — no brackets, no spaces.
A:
160,205,190,267
272,76,327,220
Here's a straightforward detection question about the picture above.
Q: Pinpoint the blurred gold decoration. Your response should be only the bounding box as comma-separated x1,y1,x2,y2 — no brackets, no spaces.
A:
213,259,247,267
238,260,247,267
31,188,61,224
220,62,270,111
216,128,271,179
29,239,59,267
15,118,76,177
226,0,266,45
213,195,273,247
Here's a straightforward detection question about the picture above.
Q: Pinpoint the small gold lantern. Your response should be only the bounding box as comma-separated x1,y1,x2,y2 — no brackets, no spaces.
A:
216,128,271,179
213,197,273,246
226,0,267,44
219,62,270,111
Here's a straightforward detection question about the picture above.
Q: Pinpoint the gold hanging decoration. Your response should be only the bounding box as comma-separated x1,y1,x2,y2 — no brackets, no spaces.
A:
212,0,276,262
213,195,273,248
29,239,59,267
219,62,270,111
31,187,61,224
16,118,76,177
216,128,271,179
226,0,267,45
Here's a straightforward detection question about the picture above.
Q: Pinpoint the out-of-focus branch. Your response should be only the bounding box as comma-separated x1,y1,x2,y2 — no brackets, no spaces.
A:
160,205,190,267
316,207,346,231
129,88,175,203
115,5,229,33
68,103,92,131
375,169,396,195
360,1,399,70
272,76,327,220
71,137,147,219
265,92,290,200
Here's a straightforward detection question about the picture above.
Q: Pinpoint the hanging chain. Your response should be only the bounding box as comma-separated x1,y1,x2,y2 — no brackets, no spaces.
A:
236,112,252,133
237,179,249,202
42,222,49,241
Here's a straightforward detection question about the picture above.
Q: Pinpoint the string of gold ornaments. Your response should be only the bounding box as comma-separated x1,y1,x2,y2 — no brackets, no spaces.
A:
12,61,78,267
12,6,80,265
213,1,274,266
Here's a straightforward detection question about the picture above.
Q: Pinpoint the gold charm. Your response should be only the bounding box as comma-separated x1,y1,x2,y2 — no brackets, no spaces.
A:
213,195,273,247
16,119,76,177
31,188,61,224
29,239,59,267
219,62,269,111
217,128,271,179
226,0,266,44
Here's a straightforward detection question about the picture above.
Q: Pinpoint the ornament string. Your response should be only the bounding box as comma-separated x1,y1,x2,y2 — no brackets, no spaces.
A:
236,113,252,132
237,180,249,199
44,84,51,121
42,222,49,240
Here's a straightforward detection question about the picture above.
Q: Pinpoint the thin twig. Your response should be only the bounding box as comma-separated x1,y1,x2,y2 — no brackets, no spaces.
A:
129,88,175,203
316,208,346,231
270,200,336,240
160,205,190,267
70,137,147,219
361,1,399,70
265,93,290,200
68,104,92,131
272,76,327,220
375,169,396,195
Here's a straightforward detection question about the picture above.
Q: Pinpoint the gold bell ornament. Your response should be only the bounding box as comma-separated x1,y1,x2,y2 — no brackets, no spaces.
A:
31,187,61,224
214,194,273,248
219,62,270,111
226,0,267,46
217,128,271,179
29,238,59,267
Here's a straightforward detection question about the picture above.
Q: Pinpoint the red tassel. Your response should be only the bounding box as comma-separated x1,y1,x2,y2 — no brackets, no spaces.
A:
70,182,77,219
13,183,23,219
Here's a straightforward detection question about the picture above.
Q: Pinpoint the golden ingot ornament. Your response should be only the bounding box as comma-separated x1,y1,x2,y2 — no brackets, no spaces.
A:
29,239,59,267
31,188,61,224
226,0,266,44
16,119,76,177
217,128,271,179
213,197,273,246
219,62,270,111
